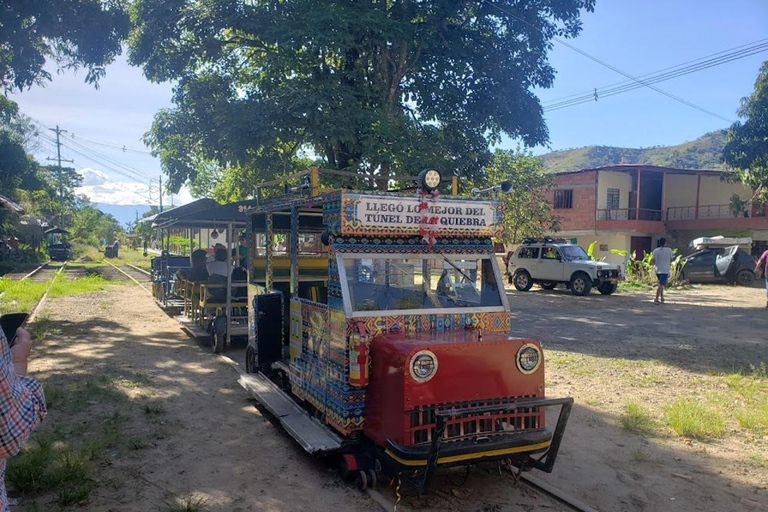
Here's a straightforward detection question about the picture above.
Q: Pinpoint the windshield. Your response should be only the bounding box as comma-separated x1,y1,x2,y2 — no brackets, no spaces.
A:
340,255,505,315
560,245,588,261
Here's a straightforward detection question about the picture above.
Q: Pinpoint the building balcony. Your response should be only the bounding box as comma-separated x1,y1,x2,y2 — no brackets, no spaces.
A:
595,208,665,234
666,203,768,230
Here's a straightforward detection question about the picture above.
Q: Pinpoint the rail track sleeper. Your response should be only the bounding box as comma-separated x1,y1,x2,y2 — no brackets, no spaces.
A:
102,260,152,295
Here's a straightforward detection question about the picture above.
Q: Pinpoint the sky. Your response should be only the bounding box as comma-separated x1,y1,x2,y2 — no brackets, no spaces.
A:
9,0,768,224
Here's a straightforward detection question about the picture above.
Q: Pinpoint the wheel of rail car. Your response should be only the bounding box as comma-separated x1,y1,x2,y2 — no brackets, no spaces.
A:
355,470,368,491
598,282,618,295
570,272,592,296
211,332,225,354
539,281,557,290
366,469,377,489
245,346,257,374
513,271,533,291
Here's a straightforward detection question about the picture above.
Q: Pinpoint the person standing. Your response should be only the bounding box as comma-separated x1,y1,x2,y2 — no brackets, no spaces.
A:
0,327,46,510
756,248,768,308
651,238,674,304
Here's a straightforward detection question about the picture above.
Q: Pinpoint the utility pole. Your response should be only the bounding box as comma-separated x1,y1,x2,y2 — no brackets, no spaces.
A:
46,125,74,228
159,175,163,212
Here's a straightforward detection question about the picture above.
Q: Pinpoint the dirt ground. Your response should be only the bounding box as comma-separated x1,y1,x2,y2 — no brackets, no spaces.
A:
15,282,768,512
503,284,768,512
18,285,567,512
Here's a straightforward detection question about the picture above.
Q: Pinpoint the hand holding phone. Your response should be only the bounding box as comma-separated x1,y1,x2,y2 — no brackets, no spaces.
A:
1,313,28,347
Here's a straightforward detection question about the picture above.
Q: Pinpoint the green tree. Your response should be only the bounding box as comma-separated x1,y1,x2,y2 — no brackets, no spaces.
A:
481,149,558,244
0,0,130,91
722,61,768,205
129,0,595,196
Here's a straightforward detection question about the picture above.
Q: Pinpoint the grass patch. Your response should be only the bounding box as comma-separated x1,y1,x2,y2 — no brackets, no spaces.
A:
0,278,51,315
663,399,726,439
734,400,768,433
27,314,61,342
128,438,150,450
48,274,116,298
631,447,653,462
7,437,94,506
619,401,656,435
164,495,209,512
114,247,154,270
144,402,166,415
630,374,666,387
750,453,768,469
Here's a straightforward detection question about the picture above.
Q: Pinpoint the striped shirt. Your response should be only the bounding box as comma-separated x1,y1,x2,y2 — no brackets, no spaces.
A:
0,330,46,511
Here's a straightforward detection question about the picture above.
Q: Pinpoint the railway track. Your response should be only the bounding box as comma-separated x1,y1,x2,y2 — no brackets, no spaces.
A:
101,260,153,295
0,262,68,325
365,466,598,512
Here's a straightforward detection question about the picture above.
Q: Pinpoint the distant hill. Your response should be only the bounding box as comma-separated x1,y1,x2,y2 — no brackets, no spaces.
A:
540,130,728,173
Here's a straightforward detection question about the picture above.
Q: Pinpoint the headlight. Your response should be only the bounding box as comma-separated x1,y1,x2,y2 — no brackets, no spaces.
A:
409,350,438,383
418,168,442,191
516,343,542,374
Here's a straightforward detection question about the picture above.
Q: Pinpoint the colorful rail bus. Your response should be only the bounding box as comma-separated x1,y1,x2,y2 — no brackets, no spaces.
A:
242,168,572,493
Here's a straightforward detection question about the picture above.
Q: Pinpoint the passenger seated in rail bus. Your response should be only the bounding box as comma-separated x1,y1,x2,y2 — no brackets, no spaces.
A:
207,248,229,277
187,249,210,282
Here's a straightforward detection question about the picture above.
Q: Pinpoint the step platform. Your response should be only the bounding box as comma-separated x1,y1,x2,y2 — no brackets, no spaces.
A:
238,371,342,453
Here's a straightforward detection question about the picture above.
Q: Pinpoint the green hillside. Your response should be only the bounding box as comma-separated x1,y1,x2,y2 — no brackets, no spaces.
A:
541,130,728,173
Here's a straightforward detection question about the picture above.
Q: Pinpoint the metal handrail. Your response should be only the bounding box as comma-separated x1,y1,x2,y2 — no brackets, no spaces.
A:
666,202,766,221
596,208,662,221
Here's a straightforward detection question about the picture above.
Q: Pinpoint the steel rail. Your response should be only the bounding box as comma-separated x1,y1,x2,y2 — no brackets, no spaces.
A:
27,263,67,324
0,261,52,300
124,264,151,277
102,260,152,296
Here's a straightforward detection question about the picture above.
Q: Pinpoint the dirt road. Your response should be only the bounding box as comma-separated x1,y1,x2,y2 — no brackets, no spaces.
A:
19,286,571,512
22,286,376,512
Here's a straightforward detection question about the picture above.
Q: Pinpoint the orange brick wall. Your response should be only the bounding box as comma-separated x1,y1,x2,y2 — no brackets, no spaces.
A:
548,172,597,232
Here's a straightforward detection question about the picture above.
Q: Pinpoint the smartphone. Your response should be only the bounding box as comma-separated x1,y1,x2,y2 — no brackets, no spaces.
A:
0,313,29,348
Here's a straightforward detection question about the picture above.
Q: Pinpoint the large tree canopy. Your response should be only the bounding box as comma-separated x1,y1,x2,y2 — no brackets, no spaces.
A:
129,0,594,196
722,61,768,205
0,0,130,91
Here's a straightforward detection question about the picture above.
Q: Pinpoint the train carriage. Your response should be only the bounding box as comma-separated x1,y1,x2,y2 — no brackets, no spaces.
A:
242,168,572,493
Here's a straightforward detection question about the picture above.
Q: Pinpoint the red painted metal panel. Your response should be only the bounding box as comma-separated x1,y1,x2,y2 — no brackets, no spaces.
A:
364,331,545,447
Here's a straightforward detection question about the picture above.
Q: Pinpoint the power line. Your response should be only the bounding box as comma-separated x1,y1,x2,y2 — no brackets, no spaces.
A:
37,138,154,204
481,0,736,123
29,118,156,181
542,38,768,107
543,41,768,112
66,134,153,155
59,134,155,181
38,133,155,201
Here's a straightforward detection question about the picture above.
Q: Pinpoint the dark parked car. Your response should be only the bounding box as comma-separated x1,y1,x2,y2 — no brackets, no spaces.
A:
681,245,756,286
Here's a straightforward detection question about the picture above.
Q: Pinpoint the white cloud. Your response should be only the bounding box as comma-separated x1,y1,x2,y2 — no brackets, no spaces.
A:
75,167,194,207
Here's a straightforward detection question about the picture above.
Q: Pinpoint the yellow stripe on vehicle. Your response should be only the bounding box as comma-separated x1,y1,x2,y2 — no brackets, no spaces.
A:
384,440,552,467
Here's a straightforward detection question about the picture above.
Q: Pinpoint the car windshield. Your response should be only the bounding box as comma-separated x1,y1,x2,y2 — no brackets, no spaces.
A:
561,245,588,261
340,254,505,315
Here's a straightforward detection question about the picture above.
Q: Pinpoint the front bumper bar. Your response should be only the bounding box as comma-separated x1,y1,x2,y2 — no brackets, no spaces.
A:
387,396,574,495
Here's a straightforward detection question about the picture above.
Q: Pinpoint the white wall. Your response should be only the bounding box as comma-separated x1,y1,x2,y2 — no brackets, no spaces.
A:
665,175,698,208
596,171,632,210
665,174,752,208
698,176,751,205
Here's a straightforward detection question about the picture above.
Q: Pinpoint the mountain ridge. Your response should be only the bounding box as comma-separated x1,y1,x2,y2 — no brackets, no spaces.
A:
540,130,728,173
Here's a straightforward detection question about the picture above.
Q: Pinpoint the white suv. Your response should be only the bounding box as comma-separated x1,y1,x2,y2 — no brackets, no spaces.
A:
507,239,622,296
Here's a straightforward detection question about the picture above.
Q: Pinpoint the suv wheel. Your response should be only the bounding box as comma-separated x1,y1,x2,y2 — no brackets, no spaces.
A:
513,271,533,291
735,269,755,287
540,281,557,290
570,272,592,296
597,282,618,295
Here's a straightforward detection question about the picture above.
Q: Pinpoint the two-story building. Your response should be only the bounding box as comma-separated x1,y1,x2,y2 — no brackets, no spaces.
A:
547,164,768,264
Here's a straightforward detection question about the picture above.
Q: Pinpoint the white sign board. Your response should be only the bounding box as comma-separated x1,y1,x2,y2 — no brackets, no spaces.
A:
340,192,502,236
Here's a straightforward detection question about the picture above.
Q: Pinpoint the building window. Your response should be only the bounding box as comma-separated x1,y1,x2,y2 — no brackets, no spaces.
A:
607,188,620,210
554,189,573,209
